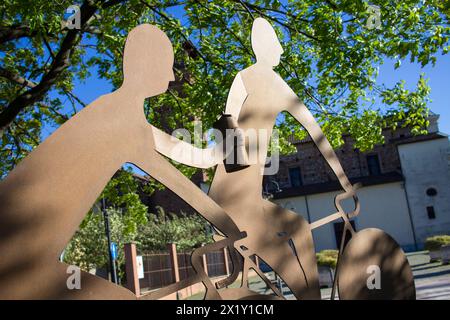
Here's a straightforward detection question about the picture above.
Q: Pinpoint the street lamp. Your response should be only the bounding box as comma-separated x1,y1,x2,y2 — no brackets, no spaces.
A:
102,198,118,284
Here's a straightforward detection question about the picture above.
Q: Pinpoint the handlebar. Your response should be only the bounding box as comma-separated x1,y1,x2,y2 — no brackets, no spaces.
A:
310,183,361,230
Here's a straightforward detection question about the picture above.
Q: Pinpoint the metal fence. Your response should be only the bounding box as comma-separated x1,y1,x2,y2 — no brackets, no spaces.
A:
178,251,195,281
138,246,231,291
139,252,173,290
206,250,227,277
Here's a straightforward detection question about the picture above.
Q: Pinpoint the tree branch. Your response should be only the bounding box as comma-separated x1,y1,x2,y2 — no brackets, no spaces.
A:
240,1,310,23
13,120,40,146
0,0,122,134
235,3,319,41
0,66,37,88
64,90,87,110
0,25,36,44
236,0,255,20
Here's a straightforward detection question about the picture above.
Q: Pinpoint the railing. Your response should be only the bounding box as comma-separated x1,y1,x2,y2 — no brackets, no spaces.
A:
139,252,173,290
137,244,232,291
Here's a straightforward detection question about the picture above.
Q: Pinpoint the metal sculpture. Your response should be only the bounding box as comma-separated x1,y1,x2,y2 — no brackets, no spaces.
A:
203,18,414,300
0,24,241,299
0,19,415,300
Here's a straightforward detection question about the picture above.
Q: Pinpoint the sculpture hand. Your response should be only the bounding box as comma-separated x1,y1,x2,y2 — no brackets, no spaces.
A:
334,183,361,219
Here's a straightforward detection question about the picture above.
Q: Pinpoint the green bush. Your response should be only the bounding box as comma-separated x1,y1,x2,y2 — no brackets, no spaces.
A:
424,235,450,251
63,206,213,283
63,208,138,281
136,206,213,252
316,249,339,269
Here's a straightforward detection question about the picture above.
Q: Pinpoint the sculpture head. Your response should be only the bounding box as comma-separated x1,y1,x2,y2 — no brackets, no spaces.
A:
251,18,284,67
122,24,175,97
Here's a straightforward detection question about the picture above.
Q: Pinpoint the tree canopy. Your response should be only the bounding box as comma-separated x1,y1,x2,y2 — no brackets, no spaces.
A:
0,0,448,181
63,206,212,280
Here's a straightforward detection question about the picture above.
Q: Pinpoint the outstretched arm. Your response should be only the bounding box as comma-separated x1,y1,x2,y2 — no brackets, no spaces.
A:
225,72,248,119
151,125,234,169
283,86,352,193
152,72,248,169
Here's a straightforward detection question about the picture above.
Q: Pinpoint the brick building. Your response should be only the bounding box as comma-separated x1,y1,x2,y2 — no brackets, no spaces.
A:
135,170,204,217
268,113,450,252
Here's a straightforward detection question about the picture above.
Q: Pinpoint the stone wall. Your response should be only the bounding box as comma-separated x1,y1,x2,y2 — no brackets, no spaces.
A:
398,138,450,245
267,126,418,191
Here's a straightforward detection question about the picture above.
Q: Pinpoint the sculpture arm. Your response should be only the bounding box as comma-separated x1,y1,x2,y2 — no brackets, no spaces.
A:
151,125,232,169
152,72,247,169
283,86,353,193
225,73,248,119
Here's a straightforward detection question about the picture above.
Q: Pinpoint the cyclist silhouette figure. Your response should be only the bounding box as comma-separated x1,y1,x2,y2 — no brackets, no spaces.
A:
0,24,242,299
207,18,359,300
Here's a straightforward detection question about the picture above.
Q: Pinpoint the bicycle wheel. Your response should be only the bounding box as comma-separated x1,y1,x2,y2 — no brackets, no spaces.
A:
337,228,415,300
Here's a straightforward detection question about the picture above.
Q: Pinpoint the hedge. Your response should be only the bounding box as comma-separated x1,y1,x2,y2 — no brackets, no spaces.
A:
424,235,450,251
316,249,339,269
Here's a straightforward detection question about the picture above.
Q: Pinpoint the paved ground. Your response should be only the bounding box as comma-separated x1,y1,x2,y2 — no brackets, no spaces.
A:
187,251,450,300
264,251,450,300
408,251,450,300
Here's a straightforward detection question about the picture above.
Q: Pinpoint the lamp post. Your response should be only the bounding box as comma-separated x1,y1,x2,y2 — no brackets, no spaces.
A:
102,198,118,284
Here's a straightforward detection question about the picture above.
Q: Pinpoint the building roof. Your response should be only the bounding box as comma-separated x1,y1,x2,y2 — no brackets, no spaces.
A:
272,171,404,199
393,132,448,146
